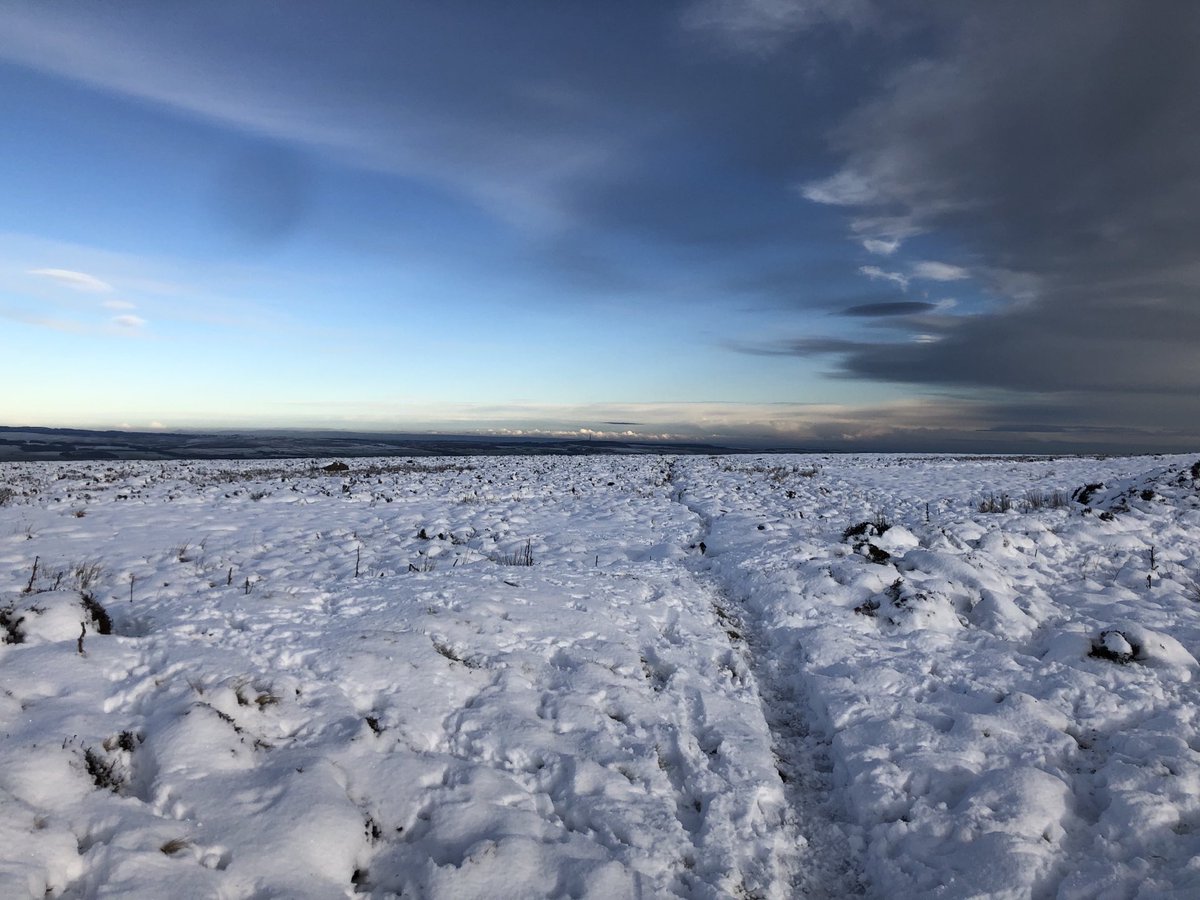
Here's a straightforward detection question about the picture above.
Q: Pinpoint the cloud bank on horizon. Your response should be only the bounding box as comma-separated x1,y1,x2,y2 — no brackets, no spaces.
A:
0,0,1196,452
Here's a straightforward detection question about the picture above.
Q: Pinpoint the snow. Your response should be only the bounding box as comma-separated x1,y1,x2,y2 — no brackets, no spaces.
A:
1,452,1199,897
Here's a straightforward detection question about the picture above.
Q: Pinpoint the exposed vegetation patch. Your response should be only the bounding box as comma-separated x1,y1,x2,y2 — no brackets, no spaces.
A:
861,543,891,565
0,606,25,644
83,747,123,792
432,639,480,668
842,513,891,542
80,594,112,635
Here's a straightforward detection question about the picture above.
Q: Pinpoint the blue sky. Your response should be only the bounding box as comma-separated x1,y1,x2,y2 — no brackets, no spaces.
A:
2,2,1196,452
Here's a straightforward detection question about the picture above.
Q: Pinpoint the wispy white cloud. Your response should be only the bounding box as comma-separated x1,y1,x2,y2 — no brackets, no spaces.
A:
861,237,899,255
1,232,307,334
683,0,874,54
0,7,631,233
801,170,878,206
849,215,923,256
859,265,909,290
912,261,969,281
27,268,113,293
1,304,150,337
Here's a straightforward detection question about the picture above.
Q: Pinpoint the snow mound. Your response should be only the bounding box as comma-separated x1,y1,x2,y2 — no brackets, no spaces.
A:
1,590,101,644
1090,621,1199,678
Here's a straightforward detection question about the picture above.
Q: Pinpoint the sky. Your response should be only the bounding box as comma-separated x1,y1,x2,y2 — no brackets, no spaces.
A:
1,1,1197,452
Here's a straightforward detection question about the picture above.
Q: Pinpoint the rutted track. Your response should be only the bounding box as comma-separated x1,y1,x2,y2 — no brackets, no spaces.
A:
671,476,867,898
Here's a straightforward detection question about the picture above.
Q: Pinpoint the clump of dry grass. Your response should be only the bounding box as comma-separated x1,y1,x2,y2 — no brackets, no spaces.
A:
978,492,1013,513
492,539,534,567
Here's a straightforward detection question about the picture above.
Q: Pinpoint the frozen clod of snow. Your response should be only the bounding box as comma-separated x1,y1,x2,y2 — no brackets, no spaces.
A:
1,451,1199,897
1098,628,1136,661
873,525,919,554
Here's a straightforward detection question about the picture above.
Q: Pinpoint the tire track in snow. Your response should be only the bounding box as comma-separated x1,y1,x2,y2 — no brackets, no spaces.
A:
671,480,867,898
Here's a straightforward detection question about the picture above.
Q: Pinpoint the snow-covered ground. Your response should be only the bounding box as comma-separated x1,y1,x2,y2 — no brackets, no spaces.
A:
2,453,1198,898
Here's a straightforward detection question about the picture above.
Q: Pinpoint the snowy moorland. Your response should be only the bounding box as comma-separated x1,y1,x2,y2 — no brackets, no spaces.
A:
2,452,1199,899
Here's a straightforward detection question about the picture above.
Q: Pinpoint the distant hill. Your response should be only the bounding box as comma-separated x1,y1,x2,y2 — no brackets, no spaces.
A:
0,426,739,461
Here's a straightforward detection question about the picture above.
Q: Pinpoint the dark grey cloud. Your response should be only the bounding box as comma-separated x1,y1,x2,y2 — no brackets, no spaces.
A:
841,301,935,317
764,307,1200,401
801,0,1200,430
731,319,1200,452
957,389,1200,453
